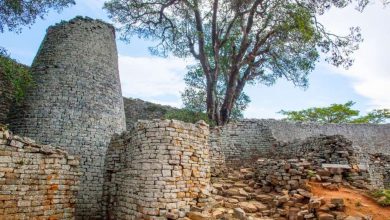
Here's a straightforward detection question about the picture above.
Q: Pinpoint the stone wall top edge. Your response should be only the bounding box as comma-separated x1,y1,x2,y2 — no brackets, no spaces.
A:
234,119,390,127
47,16,115,32
123,119,210,133
1,128,77,158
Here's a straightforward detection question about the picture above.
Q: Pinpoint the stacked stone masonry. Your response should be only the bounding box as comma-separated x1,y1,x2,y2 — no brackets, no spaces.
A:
214,120,390,167
103,119,211,219
7,17,126,218
212,120,276,167
255,135,371,191
1,15,390,219
123,97,177,129
0,126,80,219
210,120,390,189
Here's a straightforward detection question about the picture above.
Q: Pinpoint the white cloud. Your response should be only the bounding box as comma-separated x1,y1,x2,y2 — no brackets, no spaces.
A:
118,55,192,100
319,4,390,109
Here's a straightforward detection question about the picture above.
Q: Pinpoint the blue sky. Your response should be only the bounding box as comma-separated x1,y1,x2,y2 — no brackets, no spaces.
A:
0,0,389,119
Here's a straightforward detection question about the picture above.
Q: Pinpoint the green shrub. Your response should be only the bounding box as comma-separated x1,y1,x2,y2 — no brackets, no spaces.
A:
307,170,316,178
370,189,390,206
164,109,215,126
0,48,32,102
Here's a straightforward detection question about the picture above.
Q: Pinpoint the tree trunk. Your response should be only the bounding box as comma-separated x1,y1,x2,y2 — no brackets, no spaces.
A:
220,68,240,125
206,77,219,124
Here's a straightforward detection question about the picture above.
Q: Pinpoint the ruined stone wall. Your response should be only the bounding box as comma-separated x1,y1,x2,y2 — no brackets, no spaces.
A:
215,119,390,167
0,126,80,219
209,127,226,176
8,17,126,218
368,154,390,189
214,120,276,167
103,120,211,219
269,135,356,165
260,135,372,189
123,97,177,128
261,119,390,155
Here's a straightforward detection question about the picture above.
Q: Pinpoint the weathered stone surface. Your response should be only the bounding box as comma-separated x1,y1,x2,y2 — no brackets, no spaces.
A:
0,127,80,219
233,208,246,220
187,211,212,220
7,16,126,218
238,201,258,213
103,120,210,219
317,212,335,220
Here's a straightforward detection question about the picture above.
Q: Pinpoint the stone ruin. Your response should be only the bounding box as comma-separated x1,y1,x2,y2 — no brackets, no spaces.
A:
0,17,389,219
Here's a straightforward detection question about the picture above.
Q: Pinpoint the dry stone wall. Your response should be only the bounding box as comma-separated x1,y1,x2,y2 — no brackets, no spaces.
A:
214,120,276,167
367,154,390,189
103,119,211,220
257,135,372,190
209,127,226,177
7,17,126,218
261,119,390,155
123,97,177,128
0,126,80,219
212,119,389,188
269,135,356,165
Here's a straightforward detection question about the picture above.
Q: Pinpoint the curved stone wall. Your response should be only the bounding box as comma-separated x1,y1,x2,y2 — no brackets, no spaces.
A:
103,120,211,219
8,17,126,218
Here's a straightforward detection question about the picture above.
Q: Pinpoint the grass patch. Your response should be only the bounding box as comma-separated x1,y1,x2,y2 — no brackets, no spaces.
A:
164,109,215,126
370,189,390,206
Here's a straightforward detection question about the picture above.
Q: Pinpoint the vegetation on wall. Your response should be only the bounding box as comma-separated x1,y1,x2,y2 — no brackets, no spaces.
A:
370,189,390,206
164,109,216,126
0,47,32,102
279,101,390,124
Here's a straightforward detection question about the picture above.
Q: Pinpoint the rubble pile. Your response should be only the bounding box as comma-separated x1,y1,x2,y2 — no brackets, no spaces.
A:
184,167,374,220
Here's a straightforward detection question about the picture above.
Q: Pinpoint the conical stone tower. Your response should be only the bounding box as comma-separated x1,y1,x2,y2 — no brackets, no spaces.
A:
9,17,126,219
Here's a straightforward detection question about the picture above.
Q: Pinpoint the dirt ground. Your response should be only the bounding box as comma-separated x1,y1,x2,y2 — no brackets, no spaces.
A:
309,182,390,220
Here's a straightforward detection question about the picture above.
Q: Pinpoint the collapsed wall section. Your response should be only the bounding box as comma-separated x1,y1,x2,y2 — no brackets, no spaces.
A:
0,126,80,219
8,17,126,218
213,119,389,188
261,119,390,155
103,119,211,219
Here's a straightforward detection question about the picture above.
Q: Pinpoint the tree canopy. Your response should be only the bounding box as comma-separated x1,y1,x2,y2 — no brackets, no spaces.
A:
0,0,75,33
104,0,383,125
181,64,250,119
279,101,390,124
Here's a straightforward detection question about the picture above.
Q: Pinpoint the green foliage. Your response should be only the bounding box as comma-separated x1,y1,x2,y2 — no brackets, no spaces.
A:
351,109,390,124
104,0,373,124
182,65,250,120
0,48,32,102
279,101,389,124
370,189,390,206
307,170,316,178
164,109,216,127
0,0,75,33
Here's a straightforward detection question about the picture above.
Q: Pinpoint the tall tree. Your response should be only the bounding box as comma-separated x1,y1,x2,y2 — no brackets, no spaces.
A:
0,0,75,33
279,101,390,124
105,0,375,125
182,64,250,119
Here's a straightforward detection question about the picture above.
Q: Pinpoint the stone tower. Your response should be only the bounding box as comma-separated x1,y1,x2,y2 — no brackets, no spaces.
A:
9,17,126,218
